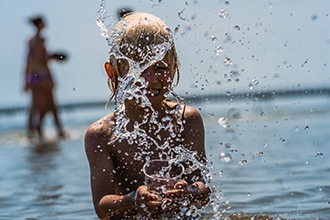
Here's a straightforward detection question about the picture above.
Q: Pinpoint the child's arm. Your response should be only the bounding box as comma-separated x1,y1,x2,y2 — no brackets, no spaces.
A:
84,120,137,219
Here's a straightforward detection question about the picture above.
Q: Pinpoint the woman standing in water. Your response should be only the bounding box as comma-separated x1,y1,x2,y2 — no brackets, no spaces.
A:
24,16,66,139
85,12,211,219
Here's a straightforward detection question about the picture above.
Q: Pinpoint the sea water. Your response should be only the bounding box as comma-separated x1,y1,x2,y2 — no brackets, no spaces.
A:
0,95,329,219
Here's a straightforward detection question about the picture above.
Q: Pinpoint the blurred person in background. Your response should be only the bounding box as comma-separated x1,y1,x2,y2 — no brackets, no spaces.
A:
24,15,67,140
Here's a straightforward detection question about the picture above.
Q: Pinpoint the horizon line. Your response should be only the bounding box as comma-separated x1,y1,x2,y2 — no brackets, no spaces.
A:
0,87,329,115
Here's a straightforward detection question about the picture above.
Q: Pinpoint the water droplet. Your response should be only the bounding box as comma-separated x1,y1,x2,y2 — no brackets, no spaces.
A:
229,70,240,79
215,46,223,56
178,9,186,21
180,25,192,36
174,25,181,35
249,79,259,89
304,125,309,132
234,25,240,31
315,152,323,158
211,36,217,43
260,111,265,116
239,160,247,165
219,9,229,19
224,33,232,43
311,14,318,21
253,151,264,157
224,57,233,66
219,152,232,163
217,117,228,128
140,203,147,210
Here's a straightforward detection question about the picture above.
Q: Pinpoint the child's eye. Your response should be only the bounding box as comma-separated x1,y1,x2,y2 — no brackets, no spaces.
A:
155,66,169,71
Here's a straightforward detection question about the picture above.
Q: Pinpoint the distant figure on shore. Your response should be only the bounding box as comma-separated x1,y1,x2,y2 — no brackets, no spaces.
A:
23,15,67,140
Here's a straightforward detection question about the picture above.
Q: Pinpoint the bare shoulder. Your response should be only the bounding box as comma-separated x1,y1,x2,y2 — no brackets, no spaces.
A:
166,101,202,119
84,112,115,150
166,101,203,125
182,104,204,136
85,112,115,135
182,104,202,119
179,104,206,157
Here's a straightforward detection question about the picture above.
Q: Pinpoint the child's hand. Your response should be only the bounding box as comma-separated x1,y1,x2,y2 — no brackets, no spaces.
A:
164,180,188,199
135,185,162,218
50,53,67,61
153,180,188,212
164,181,210,209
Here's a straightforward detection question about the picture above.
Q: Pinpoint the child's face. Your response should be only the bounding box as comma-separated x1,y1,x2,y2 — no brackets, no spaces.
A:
119,52,176,106
140,53,175,102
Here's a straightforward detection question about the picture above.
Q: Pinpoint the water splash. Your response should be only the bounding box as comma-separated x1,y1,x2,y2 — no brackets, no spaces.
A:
96,0,116,46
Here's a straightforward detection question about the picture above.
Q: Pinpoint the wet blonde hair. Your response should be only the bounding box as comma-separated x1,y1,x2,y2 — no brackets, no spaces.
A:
106,12,180,106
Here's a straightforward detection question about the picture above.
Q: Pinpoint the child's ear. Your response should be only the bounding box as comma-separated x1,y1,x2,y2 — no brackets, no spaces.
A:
104,62,114,79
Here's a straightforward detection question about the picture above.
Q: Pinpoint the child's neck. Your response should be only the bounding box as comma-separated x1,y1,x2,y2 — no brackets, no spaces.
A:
125,102,168,122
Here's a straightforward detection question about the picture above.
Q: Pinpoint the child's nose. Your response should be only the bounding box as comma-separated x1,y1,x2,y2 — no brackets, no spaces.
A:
141,67,157,82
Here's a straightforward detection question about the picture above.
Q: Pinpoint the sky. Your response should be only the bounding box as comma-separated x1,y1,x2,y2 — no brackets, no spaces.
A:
0,0,329,108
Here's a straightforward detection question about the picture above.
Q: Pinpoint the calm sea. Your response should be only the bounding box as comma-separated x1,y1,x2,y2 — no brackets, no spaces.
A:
0,95,329,219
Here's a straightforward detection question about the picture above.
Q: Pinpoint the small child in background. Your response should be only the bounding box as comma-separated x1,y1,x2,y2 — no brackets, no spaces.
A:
85,12,211,219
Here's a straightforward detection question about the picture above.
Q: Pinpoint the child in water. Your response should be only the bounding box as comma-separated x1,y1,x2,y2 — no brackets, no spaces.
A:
85,12,211,219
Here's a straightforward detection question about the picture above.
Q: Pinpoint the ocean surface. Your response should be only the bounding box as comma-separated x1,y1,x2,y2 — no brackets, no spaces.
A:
0,94,329,219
